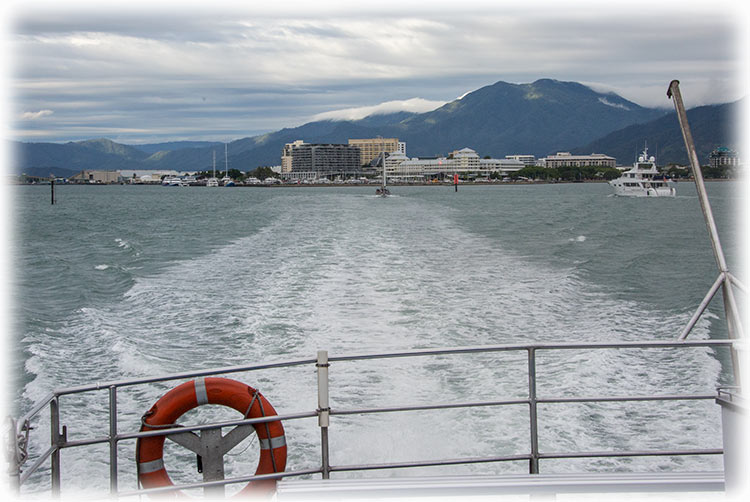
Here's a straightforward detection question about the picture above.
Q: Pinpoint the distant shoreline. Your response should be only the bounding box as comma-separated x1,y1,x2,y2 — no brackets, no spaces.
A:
7,178,736,187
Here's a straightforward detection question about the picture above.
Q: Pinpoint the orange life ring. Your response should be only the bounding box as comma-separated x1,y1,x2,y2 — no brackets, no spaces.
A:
136,377,286,496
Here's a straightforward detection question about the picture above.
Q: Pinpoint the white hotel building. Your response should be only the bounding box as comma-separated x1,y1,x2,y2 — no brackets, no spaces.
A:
389,147,525,179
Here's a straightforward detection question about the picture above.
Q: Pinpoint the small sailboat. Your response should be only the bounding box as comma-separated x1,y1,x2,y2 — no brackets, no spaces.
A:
375,141,391,197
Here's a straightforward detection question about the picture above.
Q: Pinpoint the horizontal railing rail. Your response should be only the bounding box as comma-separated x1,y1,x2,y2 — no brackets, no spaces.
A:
8,338,737,497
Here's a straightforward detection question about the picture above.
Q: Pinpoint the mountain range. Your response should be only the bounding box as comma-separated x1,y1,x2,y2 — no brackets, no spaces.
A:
10,79,741,178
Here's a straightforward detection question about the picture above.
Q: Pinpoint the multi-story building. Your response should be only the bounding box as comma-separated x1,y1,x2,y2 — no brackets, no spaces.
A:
450,147,482,171
384,151,409,171
391,147,524,179
348,138,401,166
542,152,616,169
284,142,362,179
281,140,305,173
708,147,741,169
506,154,536,166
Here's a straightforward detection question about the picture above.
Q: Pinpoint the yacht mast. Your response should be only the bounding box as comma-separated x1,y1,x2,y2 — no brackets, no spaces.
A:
381,138,386,191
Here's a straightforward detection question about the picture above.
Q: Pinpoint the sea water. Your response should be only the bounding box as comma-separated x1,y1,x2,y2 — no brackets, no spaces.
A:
6,182,743,496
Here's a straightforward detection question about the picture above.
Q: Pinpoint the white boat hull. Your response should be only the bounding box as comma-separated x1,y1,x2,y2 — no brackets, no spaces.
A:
610,183,676,197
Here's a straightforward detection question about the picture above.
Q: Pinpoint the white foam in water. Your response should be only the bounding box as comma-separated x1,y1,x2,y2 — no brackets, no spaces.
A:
18,191,726,495
94,264,109,270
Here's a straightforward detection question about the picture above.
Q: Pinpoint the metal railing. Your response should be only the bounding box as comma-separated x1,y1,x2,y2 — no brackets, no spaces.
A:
7,338,736,498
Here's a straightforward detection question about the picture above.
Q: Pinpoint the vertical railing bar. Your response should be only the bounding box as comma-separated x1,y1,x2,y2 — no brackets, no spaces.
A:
108,386,118,495
50,396,61,497
317,350,331,479
528,348,540,474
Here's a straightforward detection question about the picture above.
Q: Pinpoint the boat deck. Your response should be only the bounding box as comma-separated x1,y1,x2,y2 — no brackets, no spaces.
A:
276,471,725,500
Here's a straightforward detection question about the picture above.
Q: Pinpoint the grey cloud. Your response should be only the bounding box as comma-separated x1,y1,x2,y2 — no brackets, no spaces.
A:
7,1,744,143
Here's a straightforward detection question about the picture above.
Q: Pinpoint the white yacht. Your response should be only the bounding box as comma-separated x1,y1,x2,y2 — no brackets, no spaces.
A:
609,144,676,197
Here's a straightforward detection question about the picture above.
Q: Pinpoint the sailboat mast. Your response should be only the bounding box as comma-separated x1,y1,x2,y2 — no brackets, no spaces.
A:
225,143,228,176
381,138,386,190
213,150,216,177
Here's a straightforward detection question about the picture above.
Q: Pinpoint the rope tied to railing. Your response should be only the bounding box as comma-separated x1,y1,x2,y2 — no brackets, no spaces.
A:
253,389,279,473
140,408,181,430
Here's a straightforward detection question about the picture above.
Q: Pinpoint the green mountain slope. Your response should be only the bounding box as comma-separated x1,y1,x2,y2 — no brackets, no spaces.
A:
572,100,741,165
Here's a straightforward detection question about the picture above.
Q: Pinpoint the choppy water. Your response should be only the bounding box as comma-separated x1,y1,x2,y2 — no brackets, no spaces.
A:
6,182,744,496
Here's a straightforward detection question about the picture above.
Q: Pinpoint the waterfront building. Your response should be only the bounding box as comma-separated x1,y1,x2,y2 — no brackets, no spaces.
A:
385,151,408,169
118,170,182,183
506,154,536,166
450,147,482,171
479,158,526,173
68,170,122,184
348,138,401,166
708,147,741,169
281,140,305,173
542,152,616,169
285,142,362,179
391,147,524,180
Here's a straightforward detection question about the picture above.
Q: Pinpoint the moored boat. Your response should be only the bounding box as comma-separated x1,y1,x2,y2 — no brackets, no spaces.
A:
207,150,219,187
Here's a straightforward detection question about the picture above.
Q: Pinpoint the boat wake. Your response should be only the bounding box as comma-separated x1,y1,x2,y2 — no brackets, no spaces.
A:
17,189,725,493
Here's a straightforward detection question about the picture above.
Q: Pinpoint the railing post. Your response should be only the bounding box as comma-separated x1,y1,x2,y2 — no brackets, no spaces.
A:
316,350,331,479
528,348,540,474
50,397,63,497
108,386,118,495
7,417,22,492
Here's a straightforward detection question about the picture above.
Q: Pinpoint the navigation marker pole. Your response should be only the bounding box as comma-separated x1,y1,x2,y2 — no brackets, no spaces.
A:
50,173,55,205
454,173,458,192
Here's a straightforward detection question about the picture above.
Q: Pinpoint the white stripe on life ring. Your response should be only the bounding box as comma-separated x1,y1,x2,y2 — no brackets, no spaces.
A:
139,458,165,474
194,378,209,405
259,435,287,450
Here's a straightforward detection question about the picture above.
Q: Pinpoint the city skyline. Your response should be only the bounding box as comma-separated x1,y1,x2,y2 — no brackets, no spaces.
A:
3,0,748,146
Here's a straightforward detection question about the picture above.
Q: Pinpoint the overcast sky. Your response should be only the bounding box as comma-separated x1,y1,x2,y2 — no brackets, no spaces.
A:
3,0,748,145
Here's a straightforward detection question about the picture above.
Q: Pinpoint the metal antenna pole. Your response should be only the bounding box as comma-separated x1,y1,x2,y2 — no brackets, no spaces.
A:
668,81,730,274
667,80,743,383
